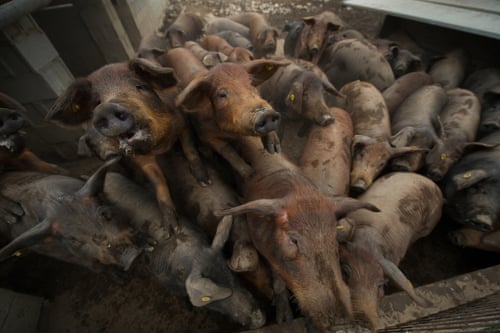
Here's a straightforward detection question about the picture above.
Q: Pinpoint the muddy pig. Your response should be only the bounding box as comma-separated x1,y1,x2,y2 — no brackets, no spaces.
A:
286,11,345,63
103,172,266,329
299,108,353,196
318,38,395,91
390,84,447,172
227,12,279,58
46,58,208,230
0,158,145,272
338,172,441,331
163,47,289,178
216,136,380,332
442,129,500,232
258,62,341,127
382,71,434,114
428,48,467,90
340,81,419,194
425,88,490,181
463,67,500,136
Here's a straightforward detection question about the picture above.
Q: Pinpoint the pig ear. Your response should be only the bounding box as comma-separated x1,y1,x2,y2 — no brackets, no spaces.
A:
377,255,431,307
46,78,96,127
129,58,178,89
175,73,210,110
0,218,54,262
302,16,316,25
211,215,232,251
185,269,233,307
76,156,122,198
244,59,291,86
330,196,380,220
390,127,417,147
321,77,343,97
462,141,498,155
214,198,284,219
451,169,490,192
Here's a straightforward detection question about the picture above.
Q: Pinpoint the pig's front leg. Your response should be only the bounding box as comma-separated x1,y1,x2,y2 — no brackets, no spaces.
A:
208,137,254,179
179,127,211,186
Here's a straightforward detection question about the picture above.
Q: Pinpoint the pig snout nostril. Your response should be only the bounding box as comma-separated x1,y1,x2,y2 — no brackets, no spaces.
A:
93,103,134,137
310,46,319,54
254,109,280,134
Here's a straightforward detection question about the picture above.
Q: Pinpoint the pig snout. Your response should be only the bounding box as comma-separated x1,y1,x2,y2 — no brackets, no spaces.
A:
350,178,368,195
93,103,135,137
254,108,280,134
310,44,320,55
0,110,24,134
316,112,334,126
247,308,266,329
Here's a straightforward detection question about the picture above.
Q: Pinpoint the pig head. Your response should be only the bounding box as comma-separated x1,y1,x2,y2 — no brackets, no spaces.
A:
0,158,144,272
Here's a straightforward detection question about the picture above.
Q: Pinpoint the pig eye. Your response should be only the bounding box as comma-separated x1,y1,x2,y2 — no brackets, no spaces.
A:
136,84,150,92
341,263,352,280
217,89,228,99
284,235,299,259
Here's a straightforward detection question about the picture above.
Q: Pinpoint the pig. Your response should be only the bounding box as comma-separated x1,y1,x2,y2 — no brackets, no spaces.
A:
390,84,448,172
0,158,145,272
162,47,289,178
161,12,205,49
258,62,341,127
283,21,306,57
338,172,442,331
216,136,380,332
330,28,365,44
136,31,169,62
318,38,395,91
340,81,419,194
200,34,254,63
390,49,423,78
382,71,434,115
449,228,500,253
161,151,259,273
227,12,279,58
184,40,228,68
299,108,353,196
204,14,251,39
215,30,253,50
102,172,266,329
287,11,345,63
371,38,400,65
428,48,468,89
442,130,500,232
425,88,491,181
463,67,500,135
46,58,208,231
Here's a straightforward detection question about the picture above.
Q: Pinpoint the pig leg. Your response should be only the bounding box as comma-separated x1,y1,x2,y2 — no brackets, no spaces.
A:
261,131,281,154
208,137,253,178
133,154,177,231
9,150,69,175
179,128,211,186
0,194,24,224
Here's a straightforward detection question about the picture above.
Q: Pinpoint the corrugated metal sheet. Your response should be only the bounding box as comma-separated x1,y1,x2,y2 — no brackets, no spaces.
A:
342,0,500,40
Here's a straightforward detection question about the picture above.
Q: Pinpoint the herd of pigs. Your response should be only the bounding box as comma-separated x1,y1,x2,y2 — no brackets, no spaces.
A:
0,7,499,333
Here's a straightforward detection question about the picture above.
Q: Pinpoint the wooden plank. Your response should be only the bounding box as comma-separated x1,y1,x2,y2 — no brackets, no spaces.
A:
342,0,500,40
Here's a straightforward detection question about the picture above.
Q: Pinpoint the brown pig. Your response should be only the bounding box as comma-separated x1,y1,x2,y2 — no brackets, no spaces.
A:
338,172,442,331
46,58,208,231
289,11,345,63
200,35,254,63
216,136,380,332
203,14,251,39
382,71,434,115
425,88,490,181
449,227,500,253
340,81,419,195
163,47,289,178
299,108,353,196
184,40,228,68
318,38,395,91
227,12,279,58
390,84,448,172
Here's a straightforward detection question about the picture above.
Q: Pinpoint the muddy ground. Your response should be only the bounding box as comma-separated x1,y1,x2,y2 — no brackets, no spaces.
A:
1,1,499,333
